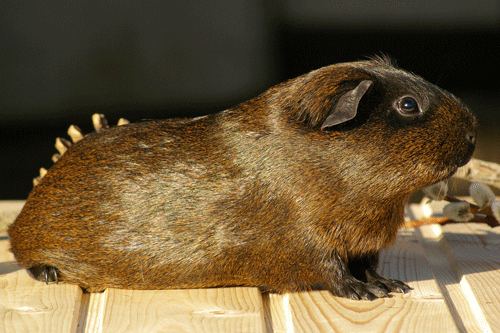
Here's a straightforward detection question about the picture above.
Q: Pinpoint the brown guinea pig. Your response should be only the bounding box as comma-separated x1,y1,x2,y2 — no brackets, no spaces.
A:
8,56,477,300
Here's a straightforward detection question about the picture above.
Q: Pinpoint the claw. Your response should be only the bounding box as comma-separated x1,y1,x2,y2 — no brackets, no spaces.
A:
49,266,59,284
27,265,59,284
336,277,386,300
43,268,49,284
366,270,412,294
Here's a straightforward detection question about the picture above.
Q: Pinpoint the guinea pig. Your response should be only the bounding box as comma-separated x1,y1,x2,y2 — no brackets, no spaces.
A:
8,56,477,300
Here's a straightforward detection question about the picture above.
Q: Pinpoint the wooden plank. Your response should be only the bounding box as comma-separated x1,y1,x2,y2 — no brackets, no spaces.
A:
440,223,500,331
89,287,267,333
262,293,288,333
265,228,459,333
416,224,484,333
76,292,106,333
0,232,84,333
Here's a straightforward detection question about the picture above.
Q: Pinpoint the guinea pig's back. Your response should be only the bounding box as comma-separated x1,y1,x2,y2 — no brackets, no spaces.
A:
8,115,245,289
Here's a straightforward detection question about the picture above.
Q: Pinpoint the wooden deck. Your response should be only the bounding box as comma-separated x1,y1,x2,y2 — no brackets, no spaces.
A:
2,200,500,333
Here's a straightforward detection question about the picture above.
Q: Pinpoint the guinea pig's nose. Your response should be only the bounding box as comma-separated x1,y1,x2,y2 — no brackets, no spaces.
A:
465,130,477,145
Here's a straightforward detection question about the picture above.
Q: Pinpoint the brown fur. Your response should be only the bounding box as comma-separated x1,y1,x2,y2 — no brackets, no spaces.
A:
8,57,477,299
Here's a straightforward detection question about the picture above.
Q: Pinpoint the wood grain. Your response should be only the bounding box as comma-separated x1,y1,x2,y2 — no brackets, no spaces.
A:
441,223,500,331
0,232,83,333
416,224,485,332
264,228,460,333
95,287,266,333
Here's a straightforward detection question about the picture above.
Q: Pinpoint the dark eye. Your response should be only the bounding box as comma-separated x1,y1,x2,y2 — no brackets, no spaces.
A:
397,96,420,115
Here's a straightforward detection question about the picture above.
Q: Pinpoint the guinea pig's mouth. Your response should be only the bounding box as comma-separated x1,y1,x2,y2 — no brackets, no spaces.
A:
453,142,476,168
426,148,473,182
436,144,475,181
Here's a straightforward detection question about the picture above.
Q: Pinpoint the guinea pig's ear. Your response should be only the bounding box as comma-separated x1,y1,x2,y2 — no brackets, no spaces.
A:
321,80,373,131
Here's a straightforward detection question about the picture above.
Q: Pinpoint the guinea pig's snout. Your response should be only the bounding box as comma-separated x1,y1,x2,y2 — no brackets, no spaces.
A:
456,125,478,167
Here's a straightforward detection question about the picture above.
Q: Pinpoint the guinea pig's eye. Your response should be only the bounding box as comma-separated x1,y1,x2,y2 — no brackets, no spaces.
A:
396,96,420,115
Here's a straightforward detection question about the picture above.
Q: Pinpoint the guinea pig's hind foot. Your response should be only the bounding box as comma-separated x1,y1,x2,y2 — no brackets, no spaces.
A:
27,265,59,285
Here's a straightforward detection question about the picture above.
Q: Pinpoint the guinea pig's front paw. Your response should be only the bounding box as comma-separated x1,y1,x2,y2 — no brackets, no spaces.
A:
366,270,412,294
334,277,390,300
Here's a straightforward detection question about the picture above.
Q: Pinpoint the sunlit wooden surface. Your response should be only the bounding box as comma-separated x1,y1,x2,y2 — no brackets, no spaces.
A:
2,200,499,333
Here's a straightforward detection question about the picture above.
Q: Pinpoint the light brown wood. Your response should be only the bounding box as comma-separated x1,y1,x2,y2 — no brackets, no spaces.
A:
262,293,288,333
416,224,485,332
76,292,107,333
440,223,500,331
0,232,83,333
264,229,460,333
93,287,266,333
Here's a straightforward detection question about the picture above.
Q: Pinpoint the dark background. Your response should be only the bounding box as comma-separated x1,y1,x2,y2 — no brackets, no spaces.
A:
1,1,499,199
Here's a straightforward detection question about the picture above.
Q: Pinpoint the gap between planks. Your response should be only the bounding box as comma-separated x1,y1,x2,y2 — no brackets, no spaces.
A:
416,223,496,333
